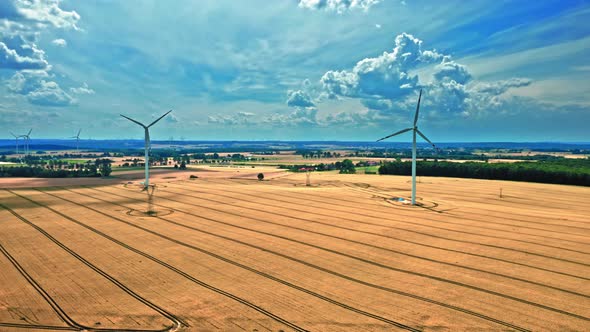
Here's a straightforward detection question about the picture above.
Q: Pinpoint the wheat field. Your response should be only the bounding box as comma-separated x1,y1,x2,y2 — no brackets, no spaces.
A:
1,172,589,331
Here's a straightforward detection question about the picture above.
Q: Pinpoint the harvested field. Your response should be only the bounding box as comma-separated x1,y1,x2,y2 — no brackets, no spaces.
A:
0,171,589,331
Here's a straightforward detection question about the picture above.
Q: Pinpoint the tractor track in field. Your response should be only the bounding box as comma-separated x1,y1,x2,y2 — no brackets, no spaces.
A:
323,180,590,228
339,182,590,238
202,178,590,251
0,322,77,331
4,190,309,332
90,185,590,283
226,177,590,229
14,189,424,332
0,242,81,331
153,185,590,295
138,182,590,274
169,181,590,257
0,202,185,332
372,181,589,214
296,178,588,211
44,187,538,332
68,187,590,325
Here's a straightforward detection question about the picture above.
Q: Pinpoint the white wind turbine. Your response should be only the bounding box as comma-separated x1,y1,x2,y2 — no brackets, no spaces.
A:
10,132,21,157
376,89,437,206
70,129,81,151
120,110,172,189
18,129,32,157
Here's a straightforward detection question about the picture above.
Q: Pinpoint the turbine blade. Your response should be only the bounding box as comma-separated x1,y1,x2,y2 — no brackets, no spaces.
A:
27,128,32,136
77,129,81,137
376,128,413,142
147,110,172,128
416,129,437,149
120,114,147,128
10,132,17,138
413,89,423,126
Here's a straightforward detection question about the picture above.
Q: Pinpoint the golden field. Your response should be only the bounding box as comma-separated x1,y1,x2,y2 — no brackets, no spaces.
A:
0,169,589,331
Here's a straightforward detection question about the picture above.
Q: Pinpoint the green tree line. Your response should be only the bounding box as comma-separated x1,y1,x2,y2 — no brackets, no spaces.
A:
378,159,590,186
0,159,112,178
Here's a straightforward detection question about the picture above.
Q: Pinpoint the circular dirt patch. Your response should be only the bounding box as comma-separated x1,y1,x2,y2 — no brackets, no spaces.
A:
126,208,174,217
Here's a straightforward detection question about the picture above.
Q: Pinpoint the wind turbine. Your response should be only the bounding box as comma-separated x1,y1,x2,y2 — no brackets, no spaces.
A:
70,129,81,152
23,129,32,156
120,110,172,189
10,132,20,157
376,89,437,206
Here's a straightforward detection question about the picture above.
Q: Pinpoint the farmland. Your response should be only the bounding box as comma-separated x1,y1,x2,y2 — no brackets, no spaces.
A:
0,170,589,331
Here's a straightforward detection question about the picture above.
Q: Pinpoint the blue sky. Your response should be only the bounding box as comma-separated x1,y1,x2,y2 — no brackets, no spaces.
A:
1,0,589,142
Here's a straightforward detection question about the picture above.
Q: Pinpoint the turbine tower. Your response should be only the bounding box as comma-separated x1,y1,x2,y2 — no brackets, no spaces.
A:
120,110,172,189
10,132,20,157
71,129,81,151
23,129,32,156
376,89,437,205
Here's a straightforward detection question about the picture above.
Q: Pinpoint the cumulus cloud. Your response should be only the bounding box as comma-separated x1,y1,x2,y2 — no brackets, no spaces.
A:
360,98,392,110
0,41,47,69
324,109,381,126
1,0,80,30
321,33,442,101
7,71,75,106
27,80,75,106
298,0,381,13
286,89,315,107
70,82,95,94
315,32,534,122
433,56,472,85
0,36,48,69
208,111,255,125
165,113,179,123
472,78,532,95
51,38,66,47
265,107,319,127
1,0,84,107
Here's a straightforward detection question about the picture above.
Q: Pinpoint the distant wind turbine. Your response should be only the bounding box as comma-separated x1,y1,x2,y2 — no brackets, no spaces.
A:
120,110,172,189
10,132,21,157
17,129,32,156
376,89,437,206
70,129,81,151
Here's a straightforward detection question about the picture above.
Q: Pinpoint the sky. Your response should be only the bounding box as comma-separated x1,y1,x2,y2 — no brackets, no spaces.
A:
1,0,589,142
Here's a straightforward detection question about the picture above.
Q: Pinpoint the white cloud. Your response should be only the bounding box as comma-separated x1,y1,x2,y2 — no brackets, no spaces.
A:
0,0,84,107
433,56,472,85
51,38,67,47
7,71,75,106
0,39,48,69
208,111,255,125
265,107,319,126
27,80,76,106
3,0,80,30
472,78,532,95
286,89,315,107
298,0,381,13
315,32,539,123
166,113,179,123
70,82,95,94
321,33,442,100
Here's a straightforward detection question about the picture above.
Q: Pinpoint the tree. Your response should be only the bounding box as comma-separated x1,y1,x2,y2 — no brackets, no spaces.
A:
257,173,264,181
179,161,187,169
97,159,112,177
337,159,356,174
